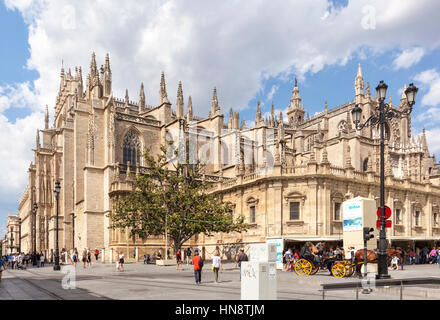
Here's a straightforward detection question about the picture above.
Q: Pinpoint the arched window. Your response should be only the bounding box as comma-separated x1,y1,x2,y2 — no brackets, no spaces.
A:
123,130,141,167
363,158,369,172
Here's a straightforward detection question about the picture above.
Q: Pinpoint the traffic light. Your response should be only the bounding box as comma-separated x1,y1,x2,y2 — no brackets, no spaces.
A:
363,227,374,242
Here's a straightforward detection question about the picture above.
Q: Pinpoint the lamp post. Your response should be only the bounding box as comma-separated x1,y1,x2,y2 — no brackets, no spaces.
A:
18,218,21,253
32,203,38,265
351,81,418,279
10,227,14,254
53,180,61,271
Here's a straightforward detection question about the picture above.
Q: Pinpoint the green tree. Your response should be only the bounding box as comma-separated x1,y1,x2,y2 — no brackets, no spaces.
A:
110,144,248,254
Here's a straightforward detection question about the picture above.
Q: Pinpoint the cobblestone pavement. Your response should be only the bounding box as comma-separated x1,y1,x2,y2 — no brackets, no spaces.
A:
1,261,440,300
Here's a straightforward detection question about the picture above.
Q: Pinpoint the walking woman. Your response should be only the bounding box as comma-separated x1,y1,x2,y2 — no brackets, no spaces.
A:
212,250,222,283
119,252,125,271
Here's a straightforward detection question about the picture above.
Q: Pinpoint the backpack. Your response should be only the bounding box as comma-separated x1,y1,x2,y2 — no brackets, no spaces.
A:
198,257,204,269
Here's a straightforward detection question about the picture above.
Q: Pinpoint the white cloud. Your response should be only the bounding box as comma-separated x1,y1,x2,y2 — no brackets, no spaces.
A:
425,128,440,156
0,82,40,113
0,111,43,191
414,69,440,107
392,47,425,70
267,85,279,102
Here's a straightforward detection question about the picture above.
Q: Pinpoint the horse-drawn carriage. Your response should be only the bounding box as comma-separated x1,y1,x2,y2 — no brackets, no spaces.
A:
293,243,355,278
293,242,403,278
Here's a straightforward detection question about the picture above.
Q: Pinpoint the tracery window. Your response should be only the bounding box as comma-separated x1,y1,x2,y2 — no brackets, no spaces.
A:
338,120,347,133
123,130,141,167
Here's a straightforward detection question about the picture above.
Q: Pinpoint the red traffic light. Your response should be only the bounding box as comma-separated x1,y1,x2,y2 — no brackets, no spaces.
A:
376,220,392,228
377,206,391,219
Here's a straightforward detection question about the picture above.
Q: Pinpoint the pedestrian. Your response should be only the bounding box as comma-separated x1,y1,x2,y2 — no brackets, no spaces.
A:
390,255,399,270
176,249,182,270
212,250,222,283
237,248,248,280
40,253,45,267
430,248,437,264
293,250,300,264
119,252,124,271
167,249,171,260
187,247,192,265
94,248,99,261
192,250,203,284
82,248,87,268
437,248,440,268
87,249,92,268
409,250,415,265
0,256,4,282
283,249,292,272
72,250,78,268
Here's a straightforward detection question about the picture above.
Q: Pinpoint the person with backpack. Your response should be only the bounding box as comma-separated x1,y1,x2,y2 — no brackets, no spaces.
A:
192,251,203,284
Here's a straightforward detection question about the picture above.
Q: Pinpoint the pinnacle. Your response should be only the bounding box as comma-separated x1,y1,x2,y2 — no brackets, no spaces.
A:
357,63,362,78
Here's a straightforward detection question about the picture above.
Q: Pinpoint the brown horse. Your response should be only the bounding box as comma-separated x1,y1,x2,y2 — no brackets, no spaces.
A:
354,248,403,276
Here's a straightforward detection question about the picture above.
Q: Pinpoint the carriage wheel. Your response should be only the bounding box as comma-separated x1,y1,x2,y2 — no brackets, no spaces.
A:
345,264,355,277
294,259,313,276
331,262,346,278
309,265,320,275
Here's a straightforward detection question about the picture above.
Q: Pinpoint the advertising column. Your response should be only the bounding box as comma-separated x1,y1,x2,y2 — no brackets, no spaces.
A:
342,196,378,273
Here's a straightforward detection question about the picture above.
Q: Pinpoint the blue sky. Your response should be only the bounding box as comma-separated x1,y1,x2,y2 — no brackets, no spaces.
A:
1,0,440,236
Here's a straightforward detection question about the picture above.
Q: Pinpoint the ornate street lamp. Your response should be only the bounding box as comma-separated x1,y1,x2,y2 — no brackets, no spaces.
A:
33,202,38,265
53,180,61,271
351,81,418,279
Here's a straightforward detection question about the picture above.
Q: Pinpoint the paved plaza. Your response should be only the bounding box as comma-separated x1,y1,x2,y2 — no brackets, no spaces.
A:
2,261,440,300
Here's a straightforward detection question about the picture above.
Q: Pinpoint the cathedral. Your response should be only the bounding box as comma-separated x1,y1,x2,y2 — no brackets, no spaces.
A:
8,53,440,261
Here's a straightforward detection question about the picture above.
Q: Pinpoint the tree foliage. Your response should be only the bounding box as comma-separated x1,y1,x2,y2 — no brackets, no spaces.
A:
110,144,248,253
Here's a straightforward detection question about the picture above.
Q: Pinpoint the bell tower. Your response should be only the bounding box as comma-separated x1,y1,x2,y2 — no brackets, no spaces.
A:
286,78,305,126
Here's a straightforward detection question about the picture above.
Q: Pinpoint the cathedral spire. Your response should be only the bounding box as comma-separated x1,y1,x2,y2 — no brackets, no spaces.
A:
103,53,112,96
176,81,184,119
357,63,362,78
139,82,146,111
422,127,429,155
271,102,275,126
45,105,49,129
355,63,364,99
186,96,193,122
400,84,407,107
228,107,233,129
124,88,130,112
159,71,169,104
105,53,111,72
255,100,263,126
290,78,302,109
211,86,220,116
